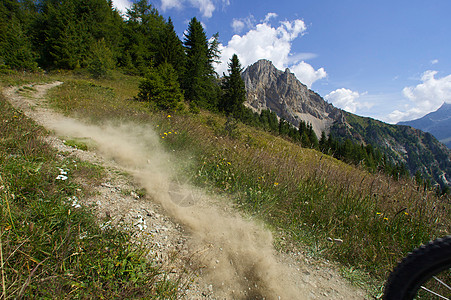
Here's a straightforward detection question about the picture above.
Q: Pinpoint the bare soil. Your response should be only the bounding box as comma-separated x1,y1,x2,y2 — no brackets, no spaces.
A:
3,82,369,299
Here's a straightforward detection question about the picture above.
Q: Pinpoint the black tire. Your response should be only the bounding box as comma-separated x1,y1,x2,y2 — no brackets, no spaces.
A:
383,235,451,300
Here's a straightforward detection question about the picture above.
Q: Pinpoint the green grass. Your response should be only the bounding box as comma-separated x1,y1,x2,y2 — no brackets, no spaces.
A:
63,137,93,151
0,83,181,298
7,71,450,297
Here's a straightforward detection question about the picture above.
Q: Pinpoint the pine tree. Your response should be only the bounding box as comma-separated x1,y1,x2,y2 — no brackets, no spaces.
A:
307,123,319,149
123,0,166,74
0,0,38,70
154,17,185,78
182,17,219,110
37,0,120,70
137,62,184,111
319,131,328,151
220,54,246,117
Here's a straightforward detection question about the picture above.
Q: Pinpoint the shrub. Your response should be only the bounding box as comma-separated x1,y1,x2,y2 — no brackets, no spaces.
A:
136,63,184,111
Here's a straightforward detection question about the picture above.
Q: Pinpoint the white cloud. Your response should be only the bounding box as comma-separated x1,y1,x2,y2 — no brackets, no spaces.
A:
431,59,439,65
217,17,326,88
161,0,183,11
231,19,245,33
111,0,132,14
231,15,256,33
325,88,372,113
190,0,215,18
264,12,278,22
160,0,228,18
388,70,451,123
290,62,326,89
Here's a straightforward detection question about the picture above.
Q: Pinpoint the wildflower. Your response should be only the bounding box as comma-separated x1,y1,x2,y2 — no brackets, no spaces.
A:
56,167,68,180
167,114,171,118
376,212,382,215
274,182,279,186
56,174,68,180
71,196,81,208
161,136,165,139
383,217,389,221
404,212,409,216
164,132,168,135
227,162,231,165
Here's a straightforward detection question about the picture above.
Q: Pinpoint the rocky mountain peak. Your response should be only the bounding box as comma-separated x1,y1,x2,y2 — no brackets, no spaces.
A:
242,59,341,137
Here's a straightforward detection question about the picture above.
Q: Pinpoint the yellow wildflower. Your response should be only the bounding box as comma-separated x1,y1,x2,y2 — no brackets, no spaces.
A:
274,182,279,186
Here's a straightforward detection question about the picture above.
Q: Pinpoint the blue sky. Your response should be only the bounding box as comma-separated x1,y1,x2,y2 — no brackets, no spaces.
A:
113,0,451,124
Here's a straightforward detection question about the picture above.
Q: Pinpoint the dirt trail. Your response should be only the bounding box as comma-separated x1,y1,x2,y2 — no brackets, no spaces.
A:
3,82,369,299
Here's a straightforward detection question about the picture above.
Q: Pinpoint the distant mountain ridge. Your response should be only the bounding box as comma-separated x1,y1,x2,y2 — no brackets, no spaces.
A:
242,59,451,186
398,103,451,149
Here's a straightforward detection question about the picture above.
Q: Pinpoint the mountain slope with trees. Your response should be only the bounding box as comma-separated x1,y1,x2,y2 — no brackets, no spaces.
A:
242,60,451,191
398,103,451,149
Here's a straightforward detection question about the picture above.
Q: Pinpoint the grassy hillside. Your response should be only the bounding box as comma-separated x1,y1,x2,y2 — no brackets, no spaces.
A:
0,73,180,298
2,71,450,296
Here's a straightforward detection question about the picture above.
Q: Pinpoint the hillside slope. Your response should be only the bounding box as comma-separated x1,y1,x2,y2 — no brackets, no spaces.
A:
330,111,451,186
2,79,369,299
242,59,451,186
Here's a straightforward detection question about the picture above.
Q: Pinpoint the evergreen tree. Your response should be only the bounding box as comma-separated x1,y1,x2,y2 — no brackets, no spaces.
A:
36,0,121,70
122,0,166,74
137,62,184,111
307,123,319,148
154,17,185,78
319,131,328,152
301,131,311,147
259,110,278,132
220,54,246,117
0,0,38,70
278,118,291,136
182,17,220,110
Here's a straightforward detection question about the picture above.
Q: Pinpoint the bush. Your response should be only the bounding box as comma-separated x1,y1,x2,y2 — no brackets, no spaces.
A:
136,63,184,111
87,39,115,78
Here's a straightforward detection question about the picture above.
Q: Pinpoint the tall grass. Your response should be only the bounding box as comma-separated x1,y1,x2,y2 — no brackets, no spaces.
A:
180,113,449,276
30,72,450,294
0,84,181,298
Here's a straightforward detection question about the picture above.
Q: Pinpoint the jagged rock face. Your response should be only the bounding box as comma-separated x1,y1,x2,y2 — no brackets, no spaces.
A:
242,59,341,137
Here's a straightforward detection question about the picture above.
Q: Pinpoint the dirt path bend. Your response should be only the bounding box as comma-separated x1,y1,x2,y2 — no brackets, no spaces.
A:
3,82,369,299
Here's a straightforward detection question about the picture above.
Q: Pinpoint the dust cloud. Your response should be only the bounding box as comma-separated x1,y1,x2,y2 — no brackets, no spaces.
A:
41,116,309,299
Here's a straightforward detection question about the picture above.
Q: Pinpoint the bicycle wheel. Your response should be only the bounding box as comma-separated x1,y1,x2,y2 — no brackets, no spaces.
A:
383,235,451,300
